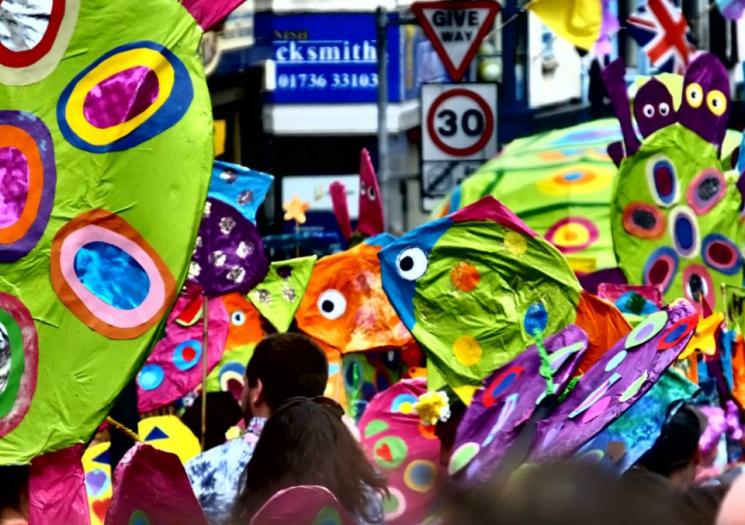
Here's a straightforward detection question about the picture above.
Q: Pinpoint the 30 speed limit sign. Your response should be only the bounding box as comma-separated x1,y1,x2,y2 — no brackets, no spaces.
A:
421,83,497,161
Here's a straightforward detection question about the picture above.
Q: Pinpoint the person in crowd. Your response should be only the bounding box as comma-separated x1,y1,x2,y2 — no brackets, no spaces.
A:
446,461,678,525
230,396,387,525
620,403,730,525
187,333,329,525
0,466,29,525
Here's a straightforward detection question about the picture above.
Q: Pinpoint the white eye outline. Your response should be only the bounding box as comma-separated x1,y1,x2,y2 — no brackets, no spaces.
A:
395,247,428,281
367,185,377,201
317,289,347,320
642,104,655,118
231,310,246,326
686,272,709,300
658,102,670,116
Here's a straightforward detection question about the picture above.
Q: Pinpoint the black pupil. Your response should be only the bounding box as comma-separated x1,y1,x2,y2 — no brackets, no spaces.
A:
689,274,703,300
399,256,414,272
632,209,657,230
322,300,335,312
697,178,720,201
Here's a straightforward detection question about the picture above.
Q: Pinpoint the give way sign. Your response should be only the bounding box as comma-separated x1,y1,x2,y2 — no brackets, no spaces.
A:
421,83,497,161
412,0,501,81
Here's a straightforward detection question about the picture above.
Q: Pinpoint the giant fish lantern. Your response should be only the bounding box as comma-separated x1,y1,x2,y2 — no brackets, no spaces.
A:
0,0,233,462
603,54,745,312
296,235,417,412
379,197,584,401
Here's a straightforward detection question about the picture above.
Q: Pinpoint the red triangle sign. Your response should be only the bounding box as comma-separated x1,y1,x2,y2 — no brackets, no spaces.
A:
412,0,501,82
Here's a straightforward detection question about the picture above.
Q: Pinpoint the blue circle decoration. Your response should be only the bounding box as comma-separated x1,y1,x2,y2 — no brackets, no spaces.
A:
643,246,679,293
137,364,164,391
74,241,151,309
647,157,678,207
701,233,742,275
57,41,193,153
172,339,202,371
523,302,548,336
391,393,417,413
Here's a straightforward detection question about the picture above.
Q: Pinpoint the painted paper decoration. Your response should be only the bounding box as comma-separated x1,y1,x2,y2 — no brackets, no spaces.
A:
0,0,213,462
249,256,317,332
575,368,698,474
451,325,588,483
359,379,443,525
83,442,112,525
379,197,582,400
180,0,246,31
57,41,194,153
138,415,201,464
296,234,414,354
0,292,39,438
608,57,744,314
104,444,209,525
205,294,266,399
189,197,269,296
358,148,385,238
29,445,91,525
432,119,621,272
0,0,81,85
249,485,354,525
330,148,385,242
528,301,698,461
50,209,177,340
0,111,56,261
209,161,273,225
527,0,602,50
342,349,403,420
136,284,229,413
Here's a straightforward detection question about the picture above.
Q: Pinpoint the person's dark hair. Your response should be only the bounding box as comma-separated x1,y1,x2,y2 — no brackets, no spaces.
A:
231,397,387,524
245,333,328,410
0,465,29,512
637,404,703,477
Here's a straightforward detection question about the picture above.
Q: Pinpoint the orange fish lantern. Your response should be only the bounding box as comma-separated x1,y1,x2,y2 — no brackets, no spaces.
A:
296,235,418,413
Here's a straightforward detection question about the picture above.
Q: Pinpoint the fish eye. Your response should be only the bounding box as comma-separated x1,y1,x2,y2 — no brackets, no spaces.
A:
367,186,376,201
658,102,670,116
317,289,347,320
231,310,246,326
685,83,703,108
706,90,727,117
396,247,428,281
642,104,655,118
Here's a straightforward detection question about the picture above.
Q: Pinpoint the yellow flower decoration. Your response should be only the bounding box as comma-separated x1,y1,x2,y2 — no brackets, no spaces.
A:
283,195,310,224
414,390,451,426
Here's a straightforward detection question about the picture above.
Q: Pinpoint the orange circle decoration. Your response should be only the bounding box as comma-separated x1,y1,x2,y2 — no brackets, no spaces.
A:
537,168,611,196
50,210,176,339
544,217,599,254
450,261,480,292
0,111,56,262
622,202,666,239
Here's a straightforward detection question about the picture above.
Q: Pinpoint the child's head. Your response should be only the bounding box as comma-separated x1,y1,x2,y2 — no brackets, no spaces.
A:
233,397,386,523
241,333,328,420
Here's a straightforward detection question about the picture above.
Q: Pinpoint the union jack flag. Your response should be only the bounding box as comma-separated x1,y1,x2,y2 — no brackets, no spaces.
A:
627,0,696,73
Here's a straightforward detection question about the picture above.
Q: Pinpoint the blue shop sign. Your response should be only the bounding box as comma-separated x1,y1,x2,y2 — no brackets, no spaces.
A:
254,11,444,103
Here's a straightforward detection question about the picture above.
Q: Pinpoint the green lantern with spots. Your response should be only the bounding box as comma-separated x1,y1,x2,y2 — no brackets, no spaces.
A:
0,0,217,462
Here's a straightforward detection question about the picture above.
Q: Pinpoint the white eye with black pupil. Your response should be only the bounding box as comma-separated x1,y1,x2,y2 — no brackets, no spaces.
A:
658,102,670,116
367,186,376,201
643,104,655,118
231,311,246,326
317,289,347,320
396,247,428,281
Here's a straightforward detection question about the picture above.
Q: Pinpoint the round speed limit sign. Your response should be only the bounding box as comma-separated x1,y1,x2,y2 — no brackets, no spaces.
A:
422,84,498,161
